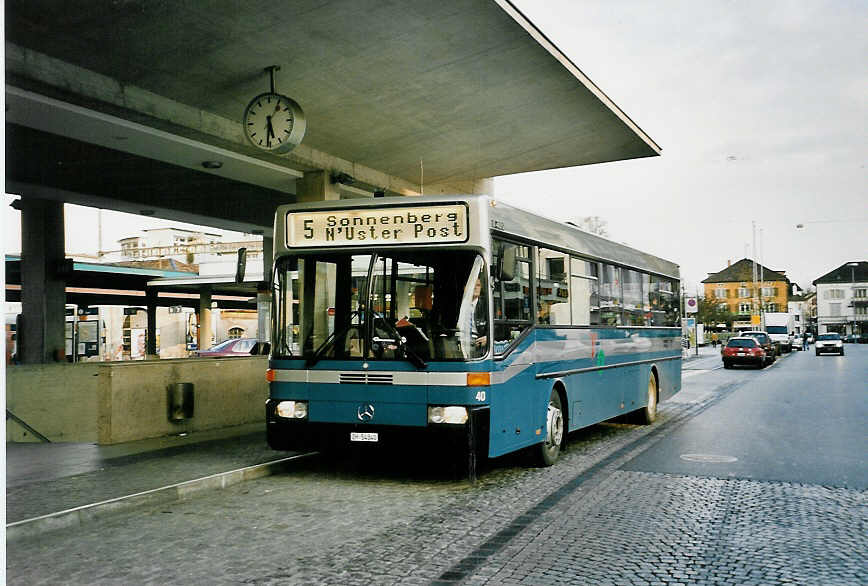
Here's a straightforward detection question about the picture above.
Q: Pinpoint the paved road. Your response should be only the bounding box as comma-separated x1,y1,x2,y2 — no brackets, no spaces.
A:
6,346,867,585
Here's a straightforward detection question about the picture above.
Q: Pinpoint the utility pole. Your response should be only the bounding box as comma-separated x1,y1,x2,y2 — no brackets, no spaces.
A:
752,221,758,327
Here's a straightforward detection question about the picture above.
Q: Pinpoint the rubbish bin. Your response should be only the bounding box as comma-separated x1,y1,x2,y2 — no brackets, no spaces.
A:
168,382,194,421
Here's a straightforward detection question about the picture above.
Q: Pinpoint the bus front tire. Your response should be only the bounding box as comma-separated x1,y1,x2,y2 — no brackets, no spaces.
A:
536,389,564,467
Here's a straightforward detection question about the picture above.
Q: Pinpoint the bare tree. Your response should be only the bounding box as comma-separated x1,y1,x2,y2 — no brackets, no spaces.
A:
569,216,609,237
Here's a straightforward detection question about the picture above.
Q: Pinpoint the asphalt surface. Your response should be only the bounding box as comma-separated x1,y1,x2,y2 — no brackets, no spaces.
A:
624,344,868,489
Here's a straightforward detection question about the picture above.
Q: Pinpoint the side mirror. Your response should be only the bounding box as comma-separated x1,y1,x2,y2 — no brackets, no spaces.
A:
496,244,517,282
235,248,247,284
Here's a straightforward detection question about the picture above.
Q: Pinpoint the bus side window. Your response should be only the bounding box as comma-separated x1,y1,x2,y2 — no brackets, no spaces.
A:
537,247,569,325
570,257,599,326
492,239,533,355
600,264,623,326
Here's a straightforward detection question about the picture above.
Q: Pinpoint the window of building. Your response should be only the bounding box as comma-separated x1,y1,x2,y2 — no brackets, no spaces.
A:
764,303,777,312
829,303,841,317
856,305,867,316
738,287,750,298
228,327,245,339
825,289,844,300
854,288,867,299
719,303,729,312
761,286,776,297
738,302,751,313
714,288,727,299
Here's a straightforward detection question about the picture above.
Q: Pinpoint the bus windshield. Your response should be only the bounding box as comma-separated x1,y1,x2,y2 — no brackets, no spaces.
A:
272,249,489,362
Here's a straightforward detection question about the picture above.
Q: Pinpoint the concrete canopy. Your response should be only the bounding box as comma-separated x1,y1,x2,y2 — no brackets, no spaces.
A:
6,0,659,233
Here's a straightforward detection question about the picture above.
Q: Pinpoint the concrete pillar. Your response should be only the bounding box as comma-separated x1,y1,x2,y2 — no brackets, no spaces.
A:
296,170,341,203
198,286,213,351
257,237,273,344
19,198,67,363
146,288,158,358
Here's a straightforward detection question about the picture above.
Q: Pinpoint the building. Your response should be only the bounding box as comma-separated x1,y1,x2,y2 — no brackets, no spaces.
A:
702,258,790,330
813,261,868,336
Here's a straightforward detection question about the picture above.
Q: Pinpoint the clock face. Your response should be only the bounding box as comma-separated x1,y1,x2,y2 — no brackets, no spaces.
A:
243,92,305,153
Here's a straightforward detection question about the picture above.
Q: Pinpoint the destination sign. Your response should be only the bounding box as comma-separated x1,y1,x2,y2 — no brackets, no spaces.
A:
286,204,468,247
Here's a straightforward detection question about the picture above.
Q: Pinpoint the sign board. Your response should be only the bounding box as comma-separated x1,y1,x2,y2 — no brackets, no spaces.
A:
685,297,698,313
751,314,761,325
286,204,468,247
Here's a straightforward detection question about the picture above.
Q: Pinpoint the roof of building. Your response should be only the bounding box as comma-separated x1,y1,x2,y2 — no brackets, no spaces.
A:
813,261,868,285
702,258,789,284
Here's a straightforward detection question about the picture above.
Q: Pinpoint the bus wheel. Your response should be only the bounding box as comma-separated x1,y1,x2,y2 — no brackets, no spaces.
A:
537,389,564,466
636,373,658,425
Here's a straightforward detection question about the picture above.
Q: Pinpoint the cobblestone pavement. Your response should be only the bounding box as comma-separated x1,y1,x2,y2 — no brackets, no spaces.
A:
6,365,866,585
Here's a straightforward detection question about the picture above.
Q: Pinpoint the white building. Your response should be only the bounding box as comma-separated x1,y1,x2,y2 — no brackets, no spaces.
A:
813,261,868,336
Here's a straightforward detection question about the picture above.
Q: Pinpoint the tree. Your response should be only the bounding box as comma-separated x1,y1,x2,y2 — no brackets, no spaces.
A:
697,295,735,329
570,216,609,237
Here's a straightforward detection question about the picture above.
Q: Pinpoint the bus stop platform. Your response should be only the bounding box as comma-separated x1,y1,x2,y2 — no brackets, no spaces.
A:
5,423,308,542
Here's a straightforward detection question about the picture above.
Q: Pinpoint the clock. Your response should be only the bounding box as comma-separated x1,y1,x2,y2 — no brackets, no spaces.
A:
242,92,306,153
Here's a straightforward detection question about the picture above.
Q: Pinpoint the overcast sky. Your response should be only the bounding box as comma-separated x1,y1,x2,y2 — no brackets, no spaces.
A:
4,1,865,293
498,0,867,292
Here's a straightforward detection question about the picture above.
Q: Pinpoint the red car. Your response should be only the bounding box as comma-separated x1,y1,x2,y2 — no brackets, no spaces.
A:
196,338,258,357
722,337,766,369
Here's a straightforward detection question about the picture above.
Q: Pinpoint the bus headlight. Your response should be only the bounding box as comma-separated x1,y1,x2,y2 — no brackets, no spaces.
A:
276,400,308,419
428,406,468,425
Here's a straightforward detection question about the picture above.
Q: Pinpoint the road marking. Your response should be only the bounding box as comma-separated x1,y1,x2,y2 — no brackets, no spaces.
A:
680,453,738,463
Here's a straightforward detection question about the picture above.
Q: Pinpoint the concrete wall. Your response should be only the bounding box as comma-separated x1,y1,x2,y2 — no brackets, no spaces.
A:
6,363,101,442
7,357,268,444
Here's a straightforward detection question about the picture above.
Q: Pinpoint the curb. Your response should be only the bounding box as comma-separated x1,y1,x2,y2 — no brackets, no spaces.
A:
5,452,316,543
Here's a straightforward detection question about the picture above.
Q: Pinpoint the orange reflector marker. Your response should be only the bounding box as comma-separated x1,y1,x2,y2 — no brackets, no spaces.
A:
466,372,490,386
265,369,276,382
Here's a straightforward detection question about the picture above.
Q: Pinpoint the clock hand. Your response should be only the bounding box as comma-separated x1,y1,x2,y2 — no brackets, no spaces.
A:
266,115,275,142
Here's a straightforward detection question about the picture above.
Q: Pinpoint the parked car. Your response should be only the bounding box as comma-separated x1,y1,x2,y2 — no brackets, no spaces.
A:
791,334,803,350
196,337,258,357
738,330,776,364
815,333,844,356
843,334,859,343
722,337,767,369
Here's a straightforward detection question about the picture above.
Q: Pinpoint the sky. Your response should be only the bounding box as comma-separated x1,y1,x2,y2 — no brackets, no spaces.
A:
3,1,866,294
496,0,867,293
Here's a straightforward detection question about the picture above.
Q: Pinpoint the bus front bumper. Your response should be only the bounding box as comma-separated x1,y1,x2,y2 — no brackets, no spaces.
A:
266,399,487,453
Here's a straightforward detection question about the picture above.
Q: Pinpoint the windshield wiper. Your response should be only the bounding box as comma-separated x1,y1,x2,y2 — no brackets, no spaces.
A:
374,316,428,370
306,310,361,367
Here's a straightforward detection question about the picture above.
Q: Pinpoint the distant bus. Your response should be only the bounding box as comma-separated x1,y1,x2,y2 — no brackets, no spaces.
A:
265,195,682,475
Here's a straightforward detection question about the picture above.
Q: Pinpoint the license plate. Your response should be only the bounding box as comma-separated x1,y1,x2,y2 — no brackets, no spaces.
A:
350,432,379,442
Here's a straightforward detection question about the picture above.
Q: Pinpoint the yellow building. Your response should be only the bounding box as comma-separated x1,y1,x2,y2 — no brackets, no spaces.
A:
702,258,790,324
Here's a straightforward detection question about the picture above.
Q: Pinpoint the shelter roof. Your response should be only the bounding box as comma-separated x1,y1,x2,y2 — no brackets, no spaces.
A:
5,1,661,233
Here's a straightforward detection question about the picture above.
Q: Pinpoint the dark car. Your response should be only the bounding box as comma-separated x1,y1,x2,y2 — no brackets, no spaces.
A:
738,330,776,365
722,337,767,369
196,337,258,357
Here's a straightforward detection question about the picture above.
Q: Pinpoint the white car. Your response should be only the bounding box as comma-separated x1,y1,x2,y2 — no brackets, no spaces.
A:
815,333,844,356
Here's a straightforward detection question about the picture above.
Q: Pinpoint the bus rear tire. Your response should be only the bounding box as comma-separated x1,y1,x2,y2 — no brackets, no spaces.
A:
536,389,564,467
635,373,658,425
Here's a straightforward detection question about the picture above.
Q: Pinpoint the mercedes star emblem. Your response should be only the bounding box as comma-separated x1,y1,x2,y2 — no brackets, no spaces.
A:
357,404,375,421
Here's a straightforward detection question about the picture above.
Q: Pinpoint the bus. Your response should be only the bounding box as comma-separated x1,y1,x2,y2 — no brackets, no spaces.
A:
264,194,682,476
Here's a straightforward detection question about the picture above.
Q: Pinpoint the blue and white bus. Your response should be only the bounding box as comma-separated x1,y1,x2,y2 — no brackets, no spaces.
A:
265,195,681,474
